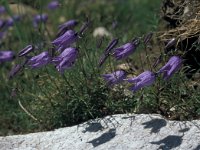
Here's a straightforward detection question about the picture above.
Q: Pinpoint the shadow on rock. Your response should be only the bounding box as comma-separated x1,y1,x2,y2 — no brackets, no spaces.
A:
193,145,200,150
82,122,103,133
122,115,136,126
122,115,135,120
151,135,183,150
87,128,116,147
142,118,167,133
178,127,190,133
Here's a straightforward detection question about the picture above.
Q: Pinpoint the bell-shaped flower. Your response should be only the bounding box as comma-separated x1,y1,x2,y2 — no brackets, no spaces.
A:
113,42,137,60
28,51,51,68
4,16,21,29
52,47,78,73
52,30,78,51
125,71,156,92
0,6,5,14
5,18,14,28
18,45,34,57
0,50,15,62
98,38,118,67
47,0,60,10
57,20,78,36
33,14,48,28
0,32,5,39
0,19,5,29
157,56,182,80
143,32,153,45
8,59,28,79
165,38,176,50
8,64,21,79
102,70,127,86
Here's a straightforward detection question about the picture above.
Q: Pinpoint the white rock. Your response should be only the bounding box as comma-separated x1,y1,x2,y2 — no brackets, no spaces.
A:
0,114,200,150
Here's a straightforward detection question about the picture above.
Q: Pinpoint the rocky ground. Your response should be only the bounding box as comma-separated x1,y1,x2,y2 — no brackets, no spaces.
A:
0,114,200,150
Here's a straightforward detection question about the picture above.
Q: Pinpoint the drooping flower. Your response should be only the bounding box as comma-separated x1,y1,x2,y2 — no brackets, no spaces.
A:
8,59,28,79
0,6,5,14
164,38,177,53
33,14,48,28
0,19,5,29
157,56,182,80
102,70,127,86
52,47,78,73
0,50,15,62
79,19,90,36
12,15,21,21
4,15,21,28
105,39,119,55
18,45,34,57
52,30,78,51
5,18,14,28
8,64,21,79
0,32,5,40
132,37,140,46
98,38,118,67
113,42,138,60
153,54,162,68
47,0,60,10
125,71,156,92
28,51,51,68
98,55,108,67
57,20,78,36
143,32,153,45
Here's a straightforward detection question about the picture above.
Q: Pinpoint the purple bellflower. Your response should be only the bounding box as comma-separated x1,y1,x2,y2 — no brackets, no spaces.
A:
52,47,78,73
2,18,15,29
0,19,5,29
98,38,118,67
28,51,51,68
8,59,28,79
57,20,78,36
8,64,21,79
143,32,153,45
12,15,21,21
157,56,182,80
78,19,90,36
113,42,137,60
132,37,140,46
4,15,21,28
102,70,127,86
18,45,34,57
47,0,60,10
104,38,119,55
125,71,156,92
5,18,14,28
165,38,176,50
52,30,78,51
33,14,48,28
0,50,15,62
0,32,5,40
0,6,5,14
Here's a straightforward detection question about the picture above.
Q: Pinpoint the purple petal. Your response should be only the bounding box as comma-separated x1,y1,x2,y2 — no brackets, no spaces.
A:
102,70,127,86
47,0,60,10
114,43,136,60
0,50,15,62
0,6,6,14
18,45,34,57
